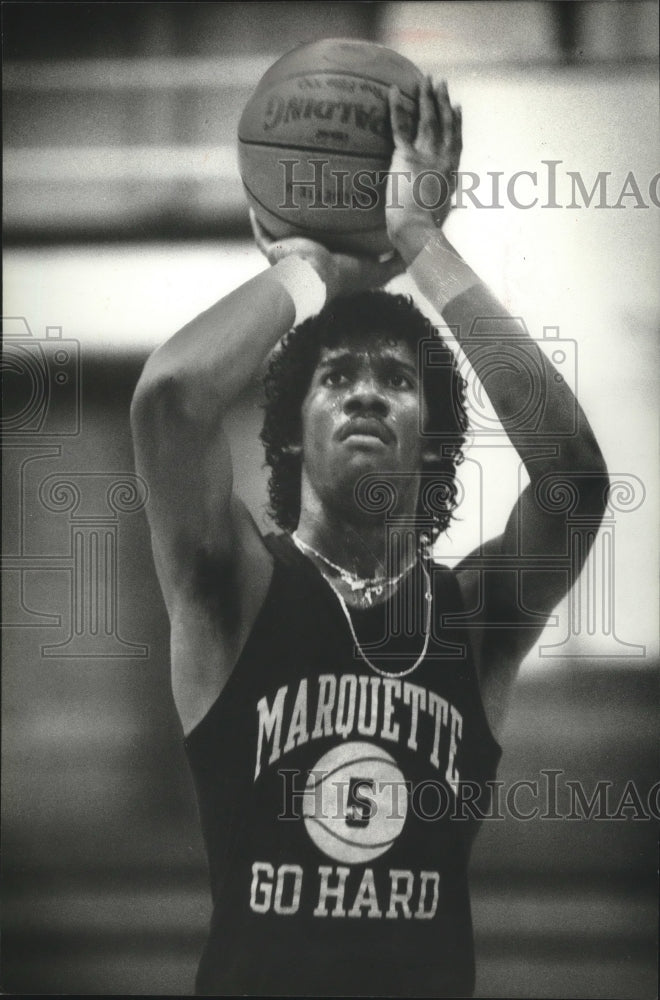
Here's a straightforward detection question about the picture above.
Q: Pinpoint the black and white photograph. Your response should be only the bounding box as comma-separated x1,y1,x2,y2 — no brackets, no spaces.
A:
2,2,658,997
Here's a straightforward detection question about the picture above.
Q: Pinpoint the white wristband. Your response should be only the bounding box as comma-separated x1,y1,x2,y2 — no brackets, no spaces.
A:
409,235,479,311
273,255,327,327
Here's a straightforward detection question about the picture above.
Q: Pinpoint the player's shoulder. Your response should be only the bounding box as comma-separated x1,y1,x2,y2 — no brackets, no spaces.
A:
428,555,460,580
426,556,466,610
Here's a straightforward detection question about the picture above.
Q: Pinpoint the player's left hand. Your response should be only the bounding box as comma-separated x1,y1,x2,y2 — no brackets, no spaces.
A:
386,76,462,264
249,209,406,300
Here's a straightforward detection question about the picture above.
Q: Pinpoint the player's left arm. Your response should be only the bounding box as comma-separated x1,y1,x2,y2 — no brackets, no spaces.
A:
387,79,609,733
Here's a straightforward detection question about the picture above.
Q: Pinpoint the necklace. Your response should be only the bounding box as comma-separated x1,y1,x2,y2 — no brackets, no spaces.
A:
290,532,433,678
291,531,415,608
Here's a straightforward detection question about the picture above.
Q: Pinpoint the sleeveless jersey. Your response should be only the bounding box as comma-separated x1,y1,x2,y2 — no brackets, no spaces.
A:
185,533,501,997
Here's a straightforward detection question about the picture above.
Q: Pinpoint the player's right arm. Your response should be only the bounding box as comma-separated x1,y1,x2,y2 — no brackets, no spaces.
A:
131,244,403,734
130,266,300,733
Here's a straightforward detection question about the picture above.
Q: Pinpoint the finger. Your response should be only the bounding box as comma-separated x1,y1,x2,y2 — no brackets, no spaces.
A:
435,79,454,147
249,208,273,256
265,242,289,264
416,75,441,152
454,104,463,141
444,103,462,185
380,249,406,284
388,84,416,148
266,238,311,264
268,236,327,265
360,249,406,286
451,104,463,169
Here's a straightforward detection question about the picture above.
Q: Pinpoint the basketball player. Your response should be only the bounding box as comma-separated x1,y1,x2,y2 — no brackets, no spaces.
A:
131,79,608,996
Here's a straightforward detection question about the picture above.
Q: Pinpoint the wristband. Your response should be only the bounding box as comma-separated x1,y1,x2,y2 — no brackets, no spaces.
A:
409,235,480,311
273,255,327,327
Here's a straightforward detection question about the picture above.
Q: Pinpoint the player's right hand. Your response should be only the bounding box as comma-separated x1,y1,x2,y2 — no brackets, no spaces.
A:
249,209,405,300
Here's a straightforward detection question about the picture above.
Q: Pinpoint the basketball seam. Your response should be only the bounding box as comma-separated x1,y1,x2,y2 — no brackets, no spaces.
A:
241,180,385,235
238,136,391,161
249,68,418,103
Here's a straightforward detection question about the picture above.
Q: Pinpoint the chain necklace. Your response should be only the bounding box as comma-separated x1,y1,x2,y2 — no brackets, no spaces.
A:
291,531,415,608
290,532,433,678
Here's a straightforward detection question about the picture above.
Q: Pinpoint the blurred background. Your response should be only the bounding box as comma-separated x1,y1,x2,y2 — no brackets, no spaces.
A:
2,2,658,996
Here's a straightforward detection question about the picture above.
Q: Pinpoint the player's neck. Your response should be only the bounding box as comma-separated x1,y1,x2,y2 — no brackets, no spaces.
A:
297,471,422,578
294,510,417,580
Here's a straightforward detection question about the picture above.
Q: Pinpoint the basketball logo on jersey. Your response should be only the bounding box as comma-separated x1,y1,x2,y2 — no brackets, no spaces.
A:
303,741,408,863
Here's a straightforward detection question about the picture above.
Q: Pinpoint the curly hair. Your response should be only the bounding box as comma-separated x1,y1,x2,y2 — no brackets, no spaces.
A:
261,289,469,541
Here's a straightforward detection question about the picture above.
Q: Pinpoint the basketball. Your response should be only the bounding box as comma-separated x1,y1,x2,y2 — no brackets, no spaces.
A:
303,741,408,864
238,38,424,256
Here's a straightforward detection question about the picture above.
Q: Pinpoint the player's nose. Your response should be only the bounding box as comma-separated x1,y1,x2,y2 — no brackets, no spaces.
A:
343,375,389,415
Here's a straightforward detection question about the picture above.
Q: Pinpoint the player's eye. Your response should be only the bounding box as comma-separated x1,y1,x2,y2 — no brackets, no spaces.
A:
322,369,349,387
387,372,413,389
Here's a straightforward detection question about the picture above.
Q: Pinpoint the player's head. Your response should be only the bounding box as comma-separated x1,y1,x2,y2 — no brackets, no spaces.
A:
261,290,468,541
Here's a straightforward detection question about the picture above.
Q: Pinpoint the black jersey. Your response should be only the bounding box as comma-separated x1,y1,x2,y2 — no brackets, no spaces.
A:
185,533,501,997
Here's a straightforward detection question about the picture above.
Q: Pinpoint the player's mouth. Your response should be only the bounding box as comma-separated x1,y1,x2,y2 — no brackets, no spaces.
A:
338,418,393,445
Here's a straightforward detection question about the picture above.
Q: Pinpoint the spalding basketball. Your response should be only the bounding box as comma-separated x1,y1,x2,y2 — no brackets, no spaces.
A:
303,741,408,864
238,38,424,256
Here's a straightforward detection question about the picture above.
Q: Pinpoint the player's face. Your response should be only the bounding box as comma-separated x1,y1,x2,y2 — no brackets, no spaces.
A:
300,334,429,515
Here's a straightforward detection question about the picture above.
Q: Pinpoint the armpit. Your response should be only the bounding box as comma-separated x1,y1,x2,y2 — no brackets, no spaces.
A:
192,547,241,635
